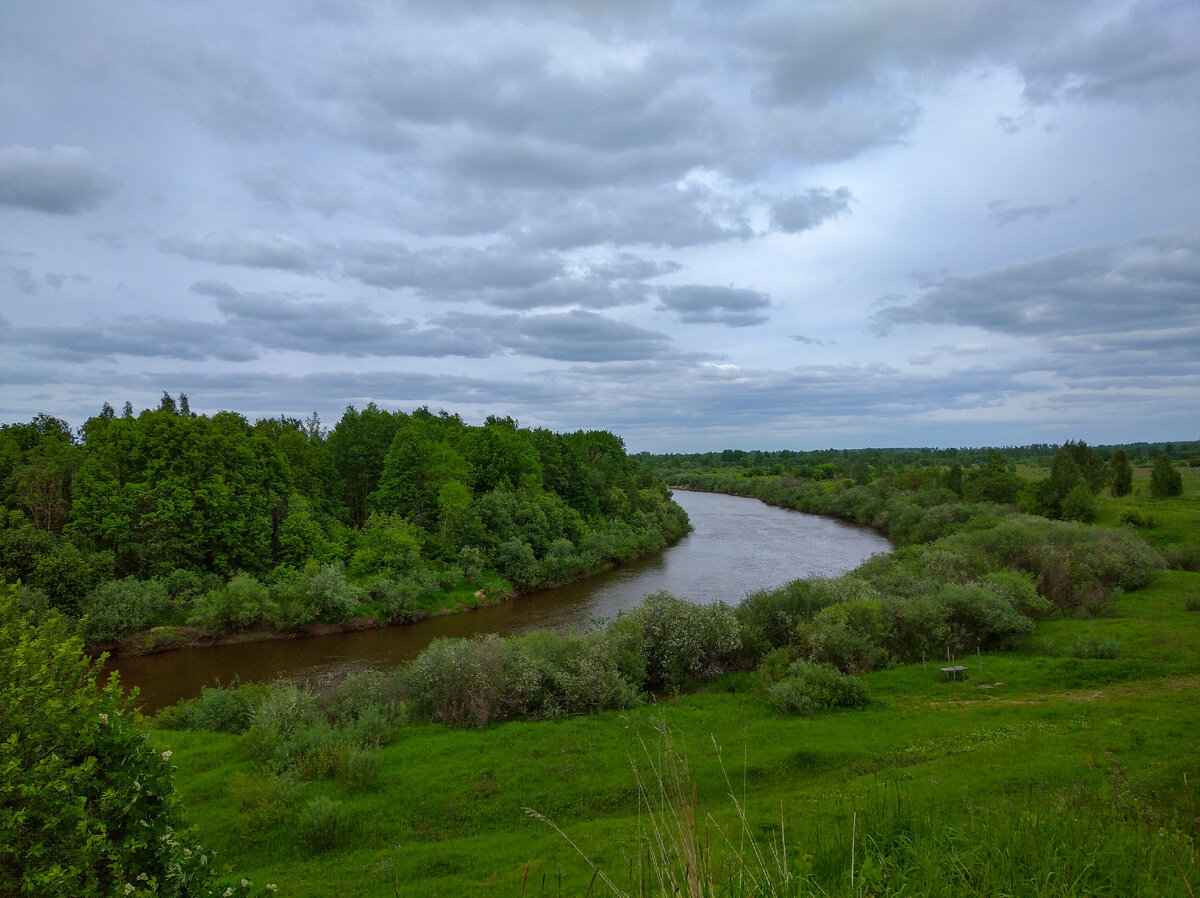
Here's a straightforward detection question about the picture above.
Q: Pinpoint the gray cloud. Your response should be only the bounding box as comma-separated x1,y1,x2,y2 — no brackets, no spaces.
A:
0,146,118,214
198,281,496,358
873,226,1200,338
1017,0,1200,104
435,309,672,362
512,183,756,250
338,241,562,293
160,231,323,271
987,197,1075,226
658,285,771,327
10,315,258,363
770,187,853,233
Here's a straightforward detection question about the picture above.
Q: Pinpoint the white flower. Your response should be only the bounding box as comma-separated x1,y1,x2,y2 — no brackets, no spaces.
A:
223,889,233,897
124,886,134,896
161,750,173,762
267,886,277,893
137,872,148,881
241,880,251,888
99,713,109,724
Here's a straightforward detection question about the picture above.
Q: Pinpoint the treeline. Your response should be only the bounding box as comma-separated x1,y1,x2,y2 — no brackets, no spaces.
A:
0,397,688,643
638,439,1200,483
647,441,1191,534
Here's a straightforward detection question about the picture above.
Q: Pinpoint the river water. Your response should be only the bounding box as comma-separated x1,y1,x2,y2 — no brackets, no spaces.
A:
107,489,892,711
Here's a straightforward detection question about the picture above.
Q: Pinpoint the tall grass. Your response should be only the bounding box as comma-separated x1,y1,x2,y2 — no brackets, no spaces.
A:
528,729,1198,898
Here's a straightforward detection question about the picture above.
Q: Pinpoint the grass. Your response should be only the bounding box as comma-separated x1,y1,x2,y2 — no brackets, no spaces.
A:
158,573,1200,896
155,483,1200,897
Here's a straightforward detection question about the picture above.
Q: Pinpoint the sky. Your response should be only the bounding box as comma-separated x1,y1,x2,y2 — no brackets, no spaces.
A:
2,0,1198,452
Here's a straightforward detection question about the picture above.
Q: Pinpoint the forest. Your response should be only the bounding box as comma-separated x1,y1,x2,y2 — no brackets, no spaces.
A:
0,396,688,648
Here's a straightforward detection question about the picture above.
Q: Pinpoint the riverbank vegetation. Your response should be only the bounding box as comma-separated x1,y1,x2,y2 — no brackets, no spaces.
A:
6,435,1198,894
0,398,688,652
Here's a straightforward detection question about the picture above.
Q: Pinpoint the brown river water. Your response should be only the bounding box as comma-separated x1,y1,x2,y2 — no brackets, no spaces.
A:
106,489,893,712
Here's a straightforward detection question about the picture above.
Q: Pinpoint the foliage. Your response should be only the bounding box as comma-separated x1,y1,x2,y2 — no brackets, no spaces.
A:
187,574,277,632
766,658,870,715
620,591,742,690
0,586,216,897
78,576,172,644
2,401,689,645
1071,632,1123,659
1150,453,1184,498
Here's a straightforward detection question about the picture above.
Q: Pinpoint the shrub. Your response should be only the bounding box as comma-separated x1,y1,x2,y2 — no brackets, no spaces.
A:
0,587,215,897
1184,593,1200,612
403,635,506,727
156,684,260,734
622,592,742,690
319,667,403,726
252,681,320,741
949,516,1162,613
767,659,870,715
1071,633,1123,659
1119,509,1150,528
735,578,842,658
78,576,171,644
340,747,380,791
1161,544,1200,572
366,576,420,622
938,584,1034,652
297,796,348,853
188,573,277,632
800,599,888,673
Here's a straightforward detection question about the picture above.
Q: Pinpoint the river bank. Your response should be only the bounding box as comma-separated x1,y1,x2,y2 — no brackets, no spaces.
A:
104,490,892,711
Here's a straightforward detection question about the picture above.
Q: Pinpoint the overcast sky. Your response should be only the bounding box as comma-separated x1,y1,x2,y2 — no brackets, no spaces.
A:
2,0,1197,451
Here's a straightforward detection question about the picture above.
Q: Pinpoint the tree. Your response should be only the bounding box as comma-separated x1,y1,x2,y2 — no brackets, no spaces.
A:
0,586,216,896
1109,449,1133,497
1149,453,1183,498
941,462,964,498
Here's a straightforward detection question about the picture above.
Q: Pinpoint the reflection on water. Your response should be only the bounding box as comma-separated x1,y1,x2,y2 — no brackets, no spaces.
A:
107,489,892,711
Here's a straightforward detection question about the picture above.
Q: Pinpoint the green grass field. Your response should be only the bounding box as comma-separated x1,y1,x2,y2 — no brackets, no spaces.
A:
156,480,1200,897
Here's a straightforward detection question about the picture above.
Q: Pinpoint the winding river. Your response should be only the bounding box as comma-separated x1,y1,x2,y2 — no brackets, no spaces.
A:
107,490,893,711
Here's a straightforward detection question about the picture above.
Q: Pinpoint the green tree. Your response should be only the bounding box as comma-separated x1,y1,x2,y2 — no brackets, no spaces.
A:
328,403,402,528
1109,448,1133,497
0,586,216,896
1149,453,1183,498
941,462,964,498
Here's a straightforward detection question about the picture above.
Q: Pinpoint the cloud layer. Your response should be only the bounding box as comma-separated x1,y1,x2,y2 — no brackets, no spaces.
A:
2,0,1198,448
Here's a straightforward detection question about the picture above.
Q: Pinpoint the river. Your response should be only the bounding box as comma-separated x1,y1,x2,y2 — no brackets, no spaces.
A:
107,489,892,711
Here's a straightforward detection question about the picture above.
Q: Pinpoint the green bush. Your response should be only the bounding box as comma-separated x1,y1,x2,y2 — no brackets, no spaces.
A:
1161,544,1200,572
297,796,348,853
0,586,215,897
1183,593,1200,612
938,584,1034,651
155,683,261,734
187,573,277,632
621,591,742,689
1071,633,1123,659
800,599,888,673
403,635,507,727
735,578,842,658
340,746,380,791
767,659,870,715
78,576,171,644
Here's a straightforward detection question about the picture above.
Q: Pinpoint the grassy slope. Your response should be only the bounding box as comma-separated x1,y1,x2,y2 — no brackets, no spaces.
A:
157,477,1200,897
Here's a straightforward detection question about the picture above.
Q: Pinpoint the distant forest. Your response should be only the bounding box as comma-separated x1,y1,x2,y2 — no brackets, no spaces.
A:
0,395,688,643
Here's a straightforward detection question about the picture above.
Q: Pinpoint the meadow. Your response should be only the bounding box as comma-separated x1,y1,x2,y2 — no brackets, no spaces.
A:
152,461,1200,897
